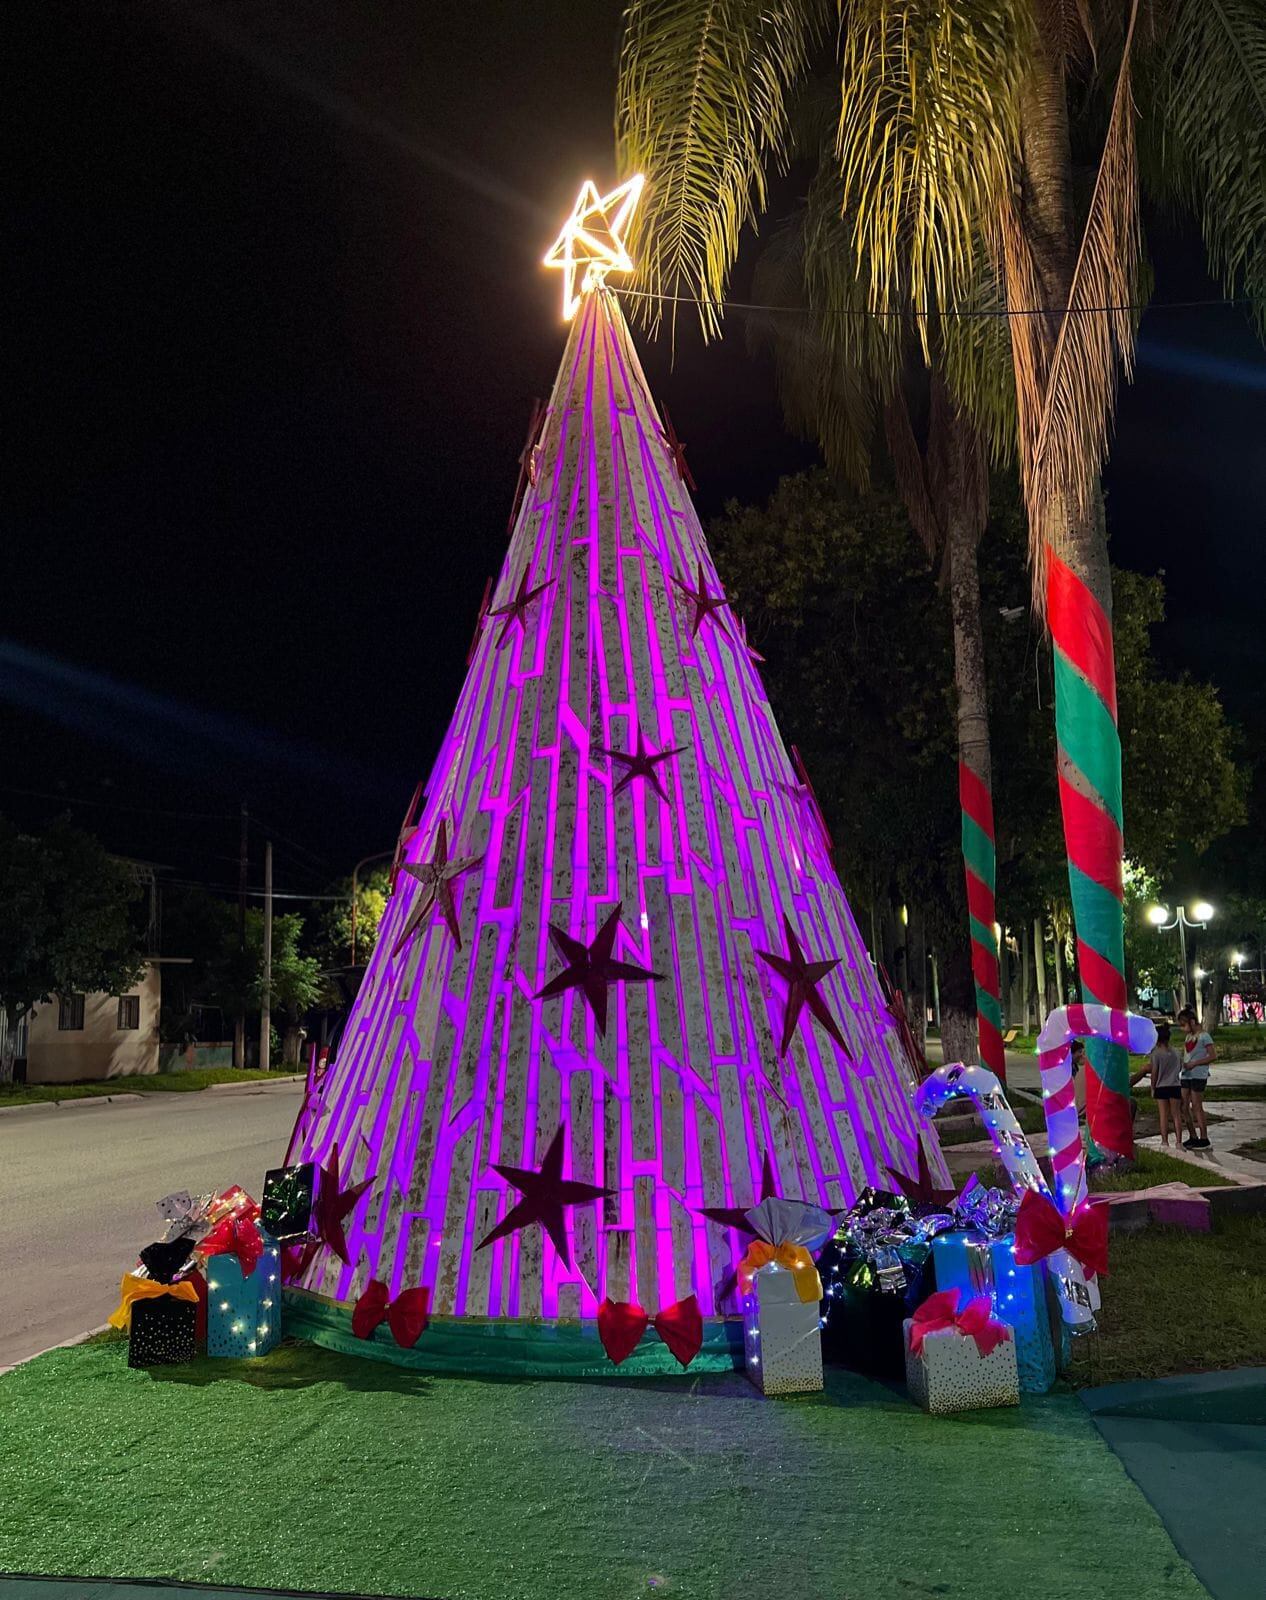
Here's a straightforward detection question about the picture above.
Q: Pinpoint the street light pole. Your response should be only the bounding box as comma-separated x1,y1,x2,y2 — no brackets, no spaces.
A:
1147,901,1213,1016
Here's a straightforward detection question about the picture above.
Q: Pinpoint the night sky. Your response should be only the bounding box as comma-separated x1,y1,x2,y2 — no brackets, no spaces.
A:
11,2,1266,899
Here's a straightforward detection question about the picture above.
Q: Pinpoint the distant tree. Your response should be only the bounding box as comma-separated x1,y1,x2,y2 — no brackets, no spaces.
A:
159,887,322,1064
319,869,390,967
0,816,146,1081
710,470,1248,1039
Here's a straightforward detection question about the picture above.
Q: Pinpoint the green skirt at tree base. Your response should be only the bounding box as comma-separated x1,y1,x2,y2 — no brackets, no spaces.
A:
282,1288,745,1378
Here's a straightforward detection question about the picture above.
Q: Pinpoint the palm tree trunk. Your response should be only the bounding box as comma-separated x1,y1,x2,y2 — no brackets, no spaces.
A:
1018,52,1132,1157
946,496,1006,1079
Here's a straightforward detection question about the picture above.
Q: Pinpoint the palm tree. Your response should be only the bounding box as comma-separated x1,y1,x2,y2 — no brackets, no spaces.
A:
744,169,1013,1078
617,0,1266,1156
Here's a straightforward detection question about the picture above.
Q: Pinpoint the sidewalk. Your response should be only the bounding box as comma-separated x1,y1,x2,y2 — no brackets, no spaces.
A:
925,1038,1266,1094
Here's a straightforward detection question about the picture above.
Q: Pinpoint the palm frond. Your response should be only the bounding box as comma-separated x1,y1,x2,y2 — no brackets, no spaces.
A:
836,0,1031,331
747,209,888,485
1139,0,1266,339
935,256,1018,466
616,0,830,340
883,388,942,556
1001,0,1140,600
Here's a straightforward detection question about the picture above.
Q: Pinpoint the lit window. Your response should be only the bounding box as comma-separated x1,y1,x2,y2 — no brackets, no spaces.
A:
117,995,140,1030
58,994,85,1031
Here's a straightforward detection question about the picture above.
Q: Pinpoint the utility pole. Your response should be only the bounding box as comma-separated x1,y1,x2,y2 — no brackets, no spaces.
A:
235,803,248,1069
259,840,273,1072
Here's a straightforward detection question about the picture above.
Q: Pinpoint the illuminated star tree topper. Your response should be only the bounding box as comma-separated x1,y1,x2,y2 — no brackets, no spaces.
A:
542,174,645,320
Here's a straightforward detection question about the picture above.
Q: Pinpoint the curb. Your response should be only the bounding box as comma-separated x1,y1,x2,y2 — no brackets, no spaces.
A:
0,1075,304,1117
0,1321,111,1379
0,1094,144,1119
207,1075,304,1092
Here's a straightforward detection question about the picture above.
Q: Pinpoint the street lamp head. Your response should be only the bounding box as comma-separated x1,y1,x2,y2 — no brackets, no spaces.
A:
1233,952,1246,967
1192,900,1215,924
1193,966,1206,980
1147,904,1170,927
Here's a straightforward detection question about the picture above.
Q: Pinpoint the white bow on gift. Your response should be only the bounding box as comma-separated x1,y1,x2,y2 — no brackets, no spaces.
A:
155,1190,215,1242
739,1197,836,1304
744,1197,835,1253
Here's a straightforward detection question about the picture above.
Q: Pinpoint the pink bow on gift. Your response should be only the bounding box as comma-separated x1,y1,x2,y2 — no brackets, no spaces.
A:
909,1288,1011,1359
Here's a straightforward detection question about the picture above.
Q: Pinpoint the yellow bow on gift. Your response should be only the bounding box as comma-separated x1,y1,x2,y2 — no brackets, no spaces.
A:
108,1273,200,1331
737,1240,823,1303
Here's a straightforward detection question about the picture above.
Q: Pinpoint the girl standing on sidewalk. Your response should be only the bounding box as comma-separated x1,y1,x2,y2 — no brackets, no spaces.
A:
1137,1023,1183,1147
1177,1007,1216,1149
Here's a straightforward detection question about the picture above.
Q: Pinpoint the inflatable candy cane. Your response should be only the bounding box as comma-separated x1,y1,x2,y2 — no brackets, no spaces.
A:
916,1003,1155,1330
1037,1003,1156,1215
914,1062,1097,1329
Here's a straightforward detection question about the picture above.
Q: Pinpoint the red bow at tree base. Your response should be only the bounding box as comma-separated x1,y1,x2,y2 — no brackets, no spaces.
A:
1013,1189,1109,1279
598,1295,703,1368
351,1280,431,1348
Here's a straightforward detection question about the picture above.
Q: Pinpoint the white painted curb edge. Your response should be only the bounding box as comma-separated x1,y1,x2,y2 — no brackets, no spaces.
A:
0,1322,112,1379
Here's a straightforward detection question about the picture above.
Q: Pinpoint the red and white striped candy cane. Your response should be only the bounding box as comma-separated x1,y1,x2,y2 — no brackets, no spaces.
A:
1037,1004,1157,1217
916,1061,1096,1328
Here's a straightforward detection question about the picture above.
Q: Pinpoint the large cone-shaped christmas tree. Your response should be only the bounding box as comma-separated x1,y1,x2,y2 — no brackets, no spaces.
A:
285,180,938,1371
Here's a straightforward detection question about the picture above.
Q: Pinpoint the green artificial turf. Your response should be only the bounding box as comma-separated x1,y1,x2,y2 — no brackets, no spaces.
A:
0,1338,1207,1600
0,1069,286,1106
1068,1214,1266,1388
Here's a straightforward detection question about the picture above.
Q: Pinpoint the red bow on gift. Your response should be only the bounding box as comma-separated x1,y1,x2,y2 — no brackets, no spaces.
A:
598,1295,703,1369
1013,1188,1109,1279
198,1215,264,1278
351,1279,430,1348
909,1288,1011,1359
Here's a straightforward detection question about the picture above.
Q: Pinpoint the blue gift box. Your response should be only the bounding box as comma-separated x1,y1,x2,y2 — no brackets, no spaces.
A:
205,1232,282,1358
931,1232,1057,1394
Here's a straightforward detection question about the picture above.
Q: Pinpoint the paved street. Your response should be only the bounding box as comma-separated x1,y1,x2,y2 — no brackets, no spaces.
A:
0,1082,302,1370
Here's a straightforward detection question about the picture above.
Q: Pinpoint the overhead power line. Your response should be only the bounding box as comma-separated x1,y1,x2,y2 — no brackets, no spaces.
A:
615,287,1249,320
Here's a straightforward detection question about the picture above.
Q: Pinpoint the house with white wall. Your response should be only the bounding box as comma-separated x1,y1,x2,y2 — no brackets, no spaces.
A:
24,962,161,1083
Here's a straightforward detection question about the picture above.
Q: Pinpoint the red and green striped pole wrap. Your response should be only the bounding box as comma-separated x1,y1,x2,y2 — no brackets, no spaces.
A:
959,763,1006,1080
1047,552,1132,1158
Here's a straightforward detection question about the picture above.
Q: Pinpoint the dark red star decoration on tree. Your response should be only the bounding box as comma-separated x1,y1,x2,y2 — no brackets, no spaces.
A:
477,1125,612,1267
660,407,697,491
672,562,729,639
536,903,662,1036
388,780,426,894
315,1144,376,1266
466,576,493,666
755,914,851,1059
789,744,834,850
506,397,545,535
886,1142,957,1209
488,568,552,650
601,727,685,803
391,820,483,957
697,1150,779,1236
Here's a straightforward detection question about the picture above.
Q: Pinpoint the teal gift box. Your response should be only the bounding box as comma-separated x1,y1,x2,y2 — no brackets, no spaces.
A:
205,1233,282,1358
931,1232,1057,1394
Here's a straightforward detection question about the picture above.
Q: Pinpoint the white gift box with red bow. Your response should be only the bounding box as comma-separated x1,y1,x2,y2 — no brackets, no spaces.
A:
903,1316,1020,1414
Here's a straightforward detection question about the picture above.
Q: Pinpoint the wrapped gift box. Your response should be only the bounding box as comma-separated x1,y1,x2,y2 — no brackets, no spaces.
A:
260,1163,316,1243
743,1263,824,1396
819,1238,934,1379
931,1232,1057,1394
205,1232,282,1358
128,1294,197,1368
903,1317,1020,1414
138,1235,196,1284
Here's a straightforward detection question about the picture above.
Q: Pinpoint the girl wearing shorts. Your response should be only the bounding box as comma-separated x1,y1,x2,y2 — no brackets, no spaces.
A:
1177,1007,1216,1149
1146,1023,1183,1147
